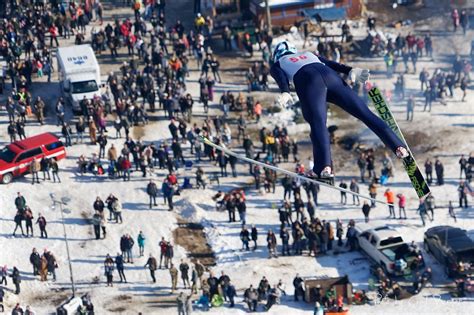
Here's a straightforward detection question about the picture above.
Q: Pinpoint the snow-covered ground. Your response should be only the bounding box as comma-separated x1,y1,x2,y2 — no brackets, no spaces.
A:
0,3,474,315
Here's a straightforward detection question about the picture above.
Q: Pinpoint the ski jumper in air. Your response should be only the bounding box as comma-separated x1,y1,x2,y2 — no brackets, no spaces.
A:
270,41,408,179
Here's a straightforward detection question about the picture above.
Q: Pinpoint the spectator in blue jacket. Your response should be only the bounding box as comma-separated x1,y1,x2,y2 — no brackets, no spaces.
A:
162,179,175,211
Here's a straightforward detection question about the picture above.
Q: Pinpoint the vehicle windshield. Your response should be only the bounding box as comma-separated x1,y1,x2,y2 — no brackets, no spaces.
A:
71,80,98,94
0,146,17,163
380,237,404,247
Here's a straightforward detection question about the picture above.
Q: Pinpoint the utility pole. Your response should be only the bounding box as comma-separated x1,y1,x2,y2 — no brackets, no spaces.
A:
265,0,272,35
50,194,76,297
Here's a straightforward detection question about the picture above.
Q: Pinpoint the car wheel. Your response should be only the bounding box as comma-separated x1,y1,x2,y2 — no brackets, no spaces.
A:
1,173,13,184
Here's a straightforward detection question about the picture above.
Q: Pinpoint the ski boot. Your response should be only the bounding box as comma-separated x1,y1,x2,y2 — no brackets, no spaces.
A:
306,166,335,185
396,146,415,165
395,146,409,159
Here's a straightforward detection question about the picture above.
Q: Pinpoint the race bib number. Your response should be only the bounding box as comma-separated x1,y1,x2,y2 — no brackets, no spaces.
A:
279,52,324,81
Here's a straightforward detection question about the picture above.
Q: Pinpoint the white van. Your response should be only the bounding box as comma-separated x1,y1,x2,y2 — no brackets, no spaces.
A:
57,45,101,114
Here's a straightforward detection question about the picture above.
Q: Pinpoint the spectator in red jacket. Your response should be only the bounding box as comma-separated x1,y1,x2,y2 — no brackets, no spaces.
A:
416,37,424,57
159,237,168,269
121,157,132,181
120,21,130,38
49,25,59,47
167,173,178,185
397,193,407,219
406,33,416,52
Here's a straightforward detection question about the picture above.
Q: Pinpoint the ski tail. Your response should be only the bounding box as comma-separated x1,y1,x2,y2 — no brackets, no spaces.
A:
368,87,431,200
199,136,391,206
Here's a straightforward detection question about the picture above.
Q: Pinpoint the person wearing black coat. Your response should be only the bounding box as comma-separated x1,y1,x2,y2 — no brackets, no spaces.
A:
120,234,127,259
124,235,135,263
339,181,348,204
8,121,17,142
156,145,166,169
115,253,126,283
218,271,231,301
40,156,51,181
97,133,108,158
240,227,250,250
13,211,25,237
362,201,371,222
61,123,72,147
251,225,258,251
169,120,179,140
144,254,157,283
236,198,247,226
258,276,270,301
278,201,291,226
45,251,58,281
36,214,48,238
293,274,304,301
210,56,222,83
15,193,26,211
207,274,219,297
106,194,117,221
226,197,236,223
435,159,444,185
280,227,291,256
93,197,105,216
217,151,228,177
30,248,41,276
146,180,158,209
10,267,21,294
228,155,238,177
226,281,237,307
92,211,102,239
171,139,185,163
424,159,433,184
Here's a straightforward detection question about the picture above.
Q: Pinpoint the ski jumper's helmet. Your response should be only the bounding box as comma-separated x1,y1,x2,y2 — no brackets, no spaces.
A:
273,41,297,63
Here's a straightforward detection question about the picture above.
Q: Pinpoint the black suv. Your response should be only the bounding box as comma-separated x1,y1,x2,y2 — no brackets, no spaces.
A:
424,226,474,278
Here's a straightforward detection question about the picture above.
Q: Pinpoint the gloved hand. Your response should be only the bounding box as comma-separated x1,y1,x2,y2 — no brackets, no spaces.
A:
349,68,370,84
276,92,294,109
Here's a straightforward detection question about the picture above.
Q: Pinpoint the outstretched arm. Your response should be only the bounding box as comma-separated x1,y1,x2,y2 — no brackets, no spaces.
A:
317,55,352,75
317,53,369,84
270,62,291,93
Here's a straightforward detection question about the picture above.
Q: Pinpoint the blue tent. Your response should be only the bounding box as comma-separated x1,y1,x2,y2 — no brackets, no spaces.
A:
302,7,347,22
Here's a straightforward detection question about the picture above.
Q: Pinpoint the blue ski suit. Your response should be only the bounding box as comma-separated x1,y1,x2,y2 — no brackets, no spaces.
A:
270,51,405,174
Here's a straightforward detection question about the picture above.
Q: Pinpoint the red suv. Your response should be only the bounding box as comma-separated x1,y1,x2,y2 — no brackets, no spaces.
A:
0,133,67,184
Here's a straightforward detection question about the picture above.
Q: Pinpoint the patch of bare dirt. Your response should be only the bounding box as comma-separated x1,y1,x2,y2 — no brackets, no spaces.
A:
32,291,69,306
117,294,132,301
366,0,451,26
108,306,127,312
132,125,146,140
173,219,216,267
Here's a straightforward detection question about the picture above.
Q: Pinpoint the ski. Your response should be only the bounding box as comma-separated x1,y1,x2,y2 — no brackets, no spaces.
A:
199,136,391,206
368,87,431,200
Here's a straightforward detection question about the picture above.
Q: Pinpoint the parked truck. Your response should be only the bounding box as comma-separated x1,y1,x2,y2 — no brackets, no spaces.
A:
57,45,101,114
354,224,424,275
